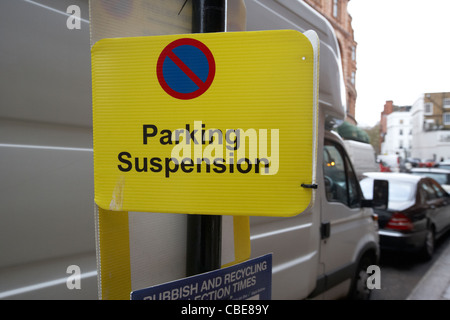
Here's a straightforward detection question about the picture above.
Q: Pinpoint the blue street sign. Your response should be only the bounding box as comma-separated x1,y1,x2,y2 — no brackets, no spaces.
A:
131,254,272,300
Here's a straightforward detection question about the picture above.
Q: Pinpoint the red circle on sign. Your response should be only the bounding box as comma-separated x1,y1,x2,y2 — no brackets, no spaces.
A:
156,38,215,100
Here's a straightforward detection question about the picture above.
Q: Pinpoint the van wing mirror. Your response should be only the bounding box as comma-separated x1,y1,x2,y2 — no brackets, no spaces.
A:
372,179,389,210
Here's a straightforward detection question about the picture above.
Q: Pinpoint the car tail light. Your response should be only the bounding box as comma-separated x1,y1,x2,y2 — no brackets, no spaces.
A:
386,212,413,231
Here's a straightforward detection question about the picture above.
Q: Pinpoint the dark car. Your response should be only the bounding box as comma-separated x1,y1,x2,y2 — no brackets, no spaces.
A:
360,172,450,259
406,157,421,168
410,168,450,194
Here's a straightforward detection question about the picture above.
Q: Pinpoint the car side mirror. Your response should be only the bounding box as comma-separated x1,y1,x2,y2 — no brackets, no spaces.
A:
372,179,389,210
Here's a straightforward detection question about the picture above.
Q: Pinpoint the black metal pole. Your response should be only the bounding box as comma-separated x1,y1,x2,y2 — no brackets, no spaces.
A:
192,0,225,33
186,0,225,277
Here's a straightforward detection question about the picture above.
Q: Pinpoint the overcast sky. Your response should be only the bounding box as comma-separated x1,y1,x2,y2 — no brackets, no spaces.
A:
347,0,450,127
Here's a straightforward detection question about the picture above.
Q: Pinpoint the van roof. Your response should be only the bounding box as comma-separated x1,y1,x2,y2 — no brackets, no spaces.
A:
245,0,346,121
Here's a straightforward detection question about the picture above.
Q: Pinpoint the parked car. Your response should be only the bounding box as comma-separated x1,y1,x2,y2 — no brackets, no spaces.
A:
360,172,450,259
410,168,450,193
406,158,421,168
436,161,450,170
419,159,436,168
379,160,391,172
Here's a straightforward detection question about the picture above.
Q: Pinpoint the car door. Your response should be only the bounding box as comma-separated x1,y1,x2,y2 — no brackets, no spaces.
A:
427,179,450,234
419,180,440,230
320,138,375,296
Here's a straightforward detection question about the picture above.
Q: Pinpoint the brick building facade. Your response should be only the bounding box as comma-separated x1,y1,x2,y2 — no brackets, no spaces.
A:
304,0,358,124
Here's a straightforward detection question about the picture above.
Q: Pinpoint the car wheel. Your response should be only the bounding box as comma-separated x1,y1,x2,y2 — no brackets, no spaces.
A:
348,254,373,300
420,226,435,260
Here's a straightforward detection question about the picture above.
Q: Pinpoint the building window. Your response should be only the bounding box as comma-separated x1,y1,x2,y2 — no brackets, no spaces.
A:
425,102,433,115
351,71,355,84
444,98,450,109
443,113,450,125
333,0,339,18
351,46,356,61
399,129,403,135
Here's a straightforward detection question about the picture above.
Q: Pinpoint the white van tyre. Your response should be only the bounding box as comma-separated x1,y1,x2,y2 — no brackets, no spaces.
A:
348,253,375,300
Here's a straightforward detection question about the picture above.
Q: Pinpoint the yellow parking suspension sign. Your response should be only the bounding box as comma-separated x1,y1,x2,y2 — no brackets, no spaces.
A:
92,30,319,217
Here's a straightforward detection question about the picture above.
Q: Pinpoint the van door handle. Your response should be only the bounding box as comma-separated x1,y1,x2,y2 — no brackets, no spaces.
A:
321,222,330,240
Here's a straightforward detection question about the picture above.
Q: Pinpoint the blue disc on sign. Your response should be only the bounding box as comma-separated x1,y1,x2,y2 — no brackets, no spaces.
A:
157,38,216,100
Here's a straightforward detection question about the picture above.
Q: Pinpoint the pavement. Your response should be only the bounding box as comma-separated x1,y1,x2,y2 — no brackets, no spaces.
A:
407,240,450,300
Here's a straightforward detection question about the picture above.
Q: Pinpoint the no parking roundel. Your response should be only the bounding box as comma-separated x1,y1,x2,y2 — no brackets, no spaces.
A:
156,38,216,100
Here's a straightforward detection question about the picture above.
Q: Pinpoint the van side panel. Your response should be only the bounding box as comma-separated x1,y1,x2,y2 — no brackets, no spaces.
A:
244,0,347,299
249,211,320,299
0,0,97,299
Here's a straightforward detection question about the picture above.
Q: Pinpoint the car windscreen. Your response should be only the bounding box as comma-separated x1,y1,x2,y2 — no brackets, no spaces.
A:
360,178,416,202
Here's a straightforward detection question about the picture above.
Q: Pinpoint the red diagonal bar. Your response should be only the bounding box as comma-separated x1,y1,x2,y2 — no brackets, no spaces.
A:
167,50,205,89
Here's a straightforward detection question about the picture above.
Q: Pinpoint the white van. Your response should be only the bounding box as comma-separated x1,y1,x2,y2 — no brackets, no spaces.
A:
1,0,385,300
244,1,383,300
343,139,379,180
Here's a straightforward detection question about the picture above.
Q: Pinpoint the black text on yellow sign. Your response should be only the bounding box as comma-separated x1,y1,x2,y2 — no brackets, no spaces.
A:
117,122,279,178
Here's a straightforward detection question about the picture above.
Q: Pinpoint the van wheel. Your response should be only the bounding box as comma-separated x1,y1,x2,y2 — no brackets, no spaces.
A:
348,254,373,300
